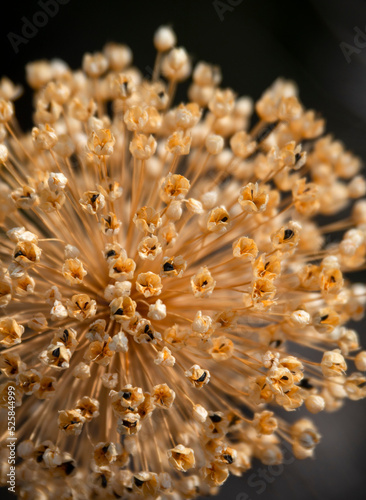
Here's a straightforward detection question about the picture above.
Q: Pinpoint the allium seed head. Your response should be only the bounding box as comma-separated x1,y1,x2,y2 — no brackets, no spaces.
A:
0,25,365,500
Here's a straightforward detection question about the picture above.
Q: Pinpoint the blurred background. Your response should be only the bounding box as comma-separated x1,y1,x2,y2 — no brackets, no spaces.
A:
1,0,366,499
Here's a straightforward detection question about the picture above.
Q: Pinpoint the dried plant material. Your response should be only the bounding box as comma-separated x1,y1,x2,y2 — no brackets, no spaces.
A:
0,25,365,500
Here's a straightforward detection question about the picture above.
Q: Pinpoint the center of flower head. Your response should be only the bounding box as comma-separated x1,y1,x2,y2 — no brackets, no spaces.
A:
0,24,366,500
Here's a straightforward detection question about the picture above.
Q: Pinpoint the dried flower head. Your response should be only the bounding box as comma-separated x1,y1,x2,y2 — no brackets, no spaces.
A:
0,25,365,500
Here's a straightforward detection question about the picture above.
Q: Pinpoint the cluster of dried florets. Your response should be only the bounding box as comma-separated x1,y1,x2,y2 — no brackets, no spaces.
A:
0,25,366,500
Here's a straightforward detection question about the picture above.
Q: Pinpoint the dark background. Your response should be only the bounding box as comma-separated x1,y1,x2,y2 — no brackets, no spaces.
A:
1,0,366,499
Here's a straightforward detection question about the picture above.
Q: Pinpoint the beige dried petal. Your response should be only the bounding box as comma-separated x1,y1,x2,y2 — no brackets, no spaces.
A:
191,266,216,297
66,294,97,321
185,364,210,389
32,124,57,150
154,346,175,366
110,296,137,323
136,272,162,298
80,191,106,214
62,258,87,285
129,133,157,160
76,396,100,421
13,241,42,268
152,383,175,409
160,173,190,203
167,445,195,472
209,336,234,361
207,206,230,233
137,236,162,260
232,237,258,261
238,183,268,213
58,409,85,435
321,350,347,378
0,318,24,346
166,130,192,155
133,206,162,233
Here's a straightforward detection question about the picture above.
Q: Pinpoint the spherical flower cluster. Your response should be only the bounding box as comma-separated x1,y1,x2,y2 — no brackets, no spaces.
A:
0,25,366,500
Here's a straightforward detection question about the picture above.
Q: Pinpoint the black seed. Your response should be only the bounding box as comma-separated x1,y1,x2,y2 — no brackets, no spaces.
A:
270,340,282,348
134,477,144,487
158,91,165,98
281,376,289,381
283,229,294,240
229,415,240,427
64,461,75,476
115,308,124,316
91,194,99,203
223,454,233,464
320,314,329,322
221,217,228,222
123,392,131,400
196,372,207,383
295,152,302,163
106,250,116,258
52,347,60,358
209,413,222,423
254,120,279,143
163,261,175,272
62,330,69,342
14,251,24,258
202,280,208,286
123,420,137,428
102,445,109,453
69,153,79,170
144,324,151,333
299,378,313,389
